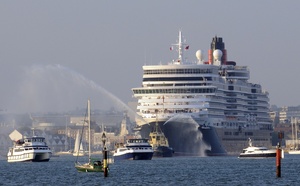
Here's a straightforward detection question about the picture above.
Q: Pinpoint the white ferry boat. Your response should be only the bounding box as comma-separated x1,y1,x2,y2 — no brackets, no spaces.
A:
113,139,154,161
7,136,52,162
132,31,273,156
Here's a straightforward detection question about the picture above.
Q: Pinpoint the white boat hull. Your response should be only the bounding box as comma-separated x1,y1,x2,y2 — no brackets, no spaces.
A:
73,151,86,157
7,150,52,162
288,150,300,155
239,152,276,158
113,150,153,161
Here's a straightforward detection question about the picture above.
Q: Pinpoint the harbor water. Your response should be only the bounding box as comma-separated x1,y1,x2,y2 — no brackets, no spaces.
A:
1,154,300,186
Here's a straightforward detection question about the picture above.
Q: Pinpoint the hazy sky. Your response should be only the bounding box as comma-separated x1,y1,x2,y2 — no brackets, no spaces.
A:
0,1,299,113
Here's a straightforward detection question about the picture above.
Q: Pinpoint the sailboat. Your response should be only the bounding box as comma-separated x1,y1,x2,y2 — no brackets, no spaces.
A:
288,117,300,154
75,99,104,172
73,130,86,157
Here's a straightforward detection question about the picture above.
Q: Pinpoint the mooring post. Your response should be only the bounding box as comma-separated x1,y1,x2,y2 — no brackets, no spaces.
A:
103,147,108,177
276,145,281,177
276,132,284,178
102,132,108,177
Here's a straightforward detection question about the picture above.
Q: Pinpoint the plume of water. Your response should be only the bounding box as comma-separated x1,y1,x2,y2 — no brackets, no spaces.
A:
163,114,211,156
13,64,142,121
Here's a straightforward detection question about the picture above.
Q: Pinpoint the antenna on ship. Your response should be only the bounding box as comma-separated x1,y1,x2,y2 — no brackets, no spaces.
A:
31,128,35,136
171,30,189,64
178,31,183,63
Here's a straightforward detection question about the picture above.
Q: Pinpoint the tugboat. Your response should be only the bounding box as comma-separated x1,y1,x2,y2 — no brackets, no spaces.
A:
149,117,174,157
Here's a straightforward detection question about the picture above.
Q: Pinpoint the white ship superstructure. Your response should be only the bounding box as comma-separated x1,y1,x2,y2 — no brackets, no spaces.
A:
132,31,273,156
7,136,52,162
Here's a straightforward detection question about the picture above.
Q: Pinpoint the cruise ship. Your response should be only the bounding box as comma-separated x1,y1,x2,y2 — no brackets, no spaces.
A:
132,31,273,156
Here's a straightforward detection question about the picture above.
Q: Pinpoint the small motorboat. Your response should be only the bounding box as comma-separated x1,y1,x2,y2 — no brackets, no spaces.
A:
239,138,276,158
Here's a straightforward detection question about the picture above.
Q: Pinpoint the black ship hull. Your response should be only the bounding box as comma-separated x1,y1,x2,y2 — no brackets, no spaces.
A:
139,118,274,156
239,153,276,158
139,119,227,156
153,146,174,157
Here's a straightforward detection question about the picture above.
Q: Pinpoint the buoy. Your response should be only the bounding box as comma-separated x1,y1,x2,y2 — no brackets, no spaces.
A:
276,132,284,178
103,147,108,177
102,132,108,177
276,147,281,178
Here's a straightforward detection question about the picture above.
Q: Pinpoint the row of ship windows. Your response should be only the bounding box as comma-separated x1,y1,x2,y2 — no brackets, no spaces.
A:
134,90,266,101
24,138,45,143
143,77,213,82
121,147,152,151
142,78,259,93
141,110,270,123
133,88,216,94
144,69,214,75
224,132,253,136
141,109,195,114
156,113,266,123
139,109,268,118
13,147,50,152
8,153,30,160
136,95,265,104
140,85,264,97
142,84,263,96
138,102,267,112
145,83,209,87
222,138,269,142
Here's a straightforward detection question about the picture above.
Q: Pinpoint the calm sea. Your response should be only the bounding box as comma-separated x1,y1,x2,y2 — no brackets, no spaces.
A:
1,154,299,186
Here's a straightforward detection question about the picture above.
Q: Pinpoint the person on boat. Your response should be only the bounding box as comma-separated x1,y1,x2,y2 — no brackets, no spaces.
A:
94,161,101,166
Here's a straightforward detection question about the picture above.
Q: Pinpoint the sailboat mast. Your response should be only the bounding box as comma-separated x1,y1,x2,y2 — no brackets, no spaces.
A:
292,117,294,148
88,99,91,159
296,117,298,149
65,116,68,151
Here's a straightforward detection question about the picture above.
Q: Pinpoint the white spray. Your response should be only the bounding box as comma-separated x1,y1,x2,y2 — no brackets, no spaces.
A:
164,114,211,156
15,64,142,123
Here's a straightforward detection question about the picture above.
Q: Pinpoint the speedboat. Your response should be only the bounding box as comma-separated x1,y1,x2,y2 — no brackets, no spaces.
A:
7,136,52,162
113,138,154,161
239,138,276,158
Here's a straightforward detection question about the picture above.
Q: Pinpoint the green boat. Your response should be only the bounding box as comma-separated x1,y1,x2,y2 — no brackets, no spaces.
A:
75,158,103,172
75,99,106,173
